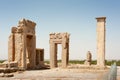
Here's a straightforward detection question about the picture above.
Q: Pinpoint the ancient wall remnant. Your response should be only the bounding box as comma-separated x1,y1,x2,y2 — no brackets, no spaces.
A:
84,51,92,66
8,19,37,69
49,32,70,68
36,48,44,66
96,17,106,67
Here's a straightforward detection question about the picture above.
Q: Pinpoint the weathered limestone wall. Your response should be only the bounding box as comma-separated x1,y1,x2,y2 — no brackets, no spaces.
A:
96,17,106,67
49,33,70,68
8,33,15,62
8,19,36,69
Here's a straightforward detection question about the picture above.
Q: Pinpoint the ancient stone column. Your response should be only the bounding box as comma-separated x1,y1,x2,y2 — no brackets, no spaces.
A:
96,17,106,67
50,43,57,68
67,43,69,65
62,47,68,68
22,34,27,69
61,33,69,68
8,33,15,62
31,35,36,69
8,27,17,62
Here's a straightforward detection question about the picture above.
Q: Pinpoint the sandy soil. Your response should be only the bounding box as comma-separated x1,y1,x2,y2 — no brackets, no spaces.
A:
0,66,120,80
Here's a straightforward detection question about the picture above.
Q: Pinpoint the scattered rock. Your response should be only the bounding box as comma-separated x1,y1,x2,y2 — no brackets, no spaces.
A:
0,73,4,77
0,73,14,77
4,73,14,77
0,67,19,73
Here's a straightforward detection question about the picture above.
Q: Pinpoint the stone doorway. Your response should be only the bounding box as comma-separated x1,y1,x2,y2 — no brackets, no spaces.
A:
53,44,62,67
57,44,62,67
49,33,70,68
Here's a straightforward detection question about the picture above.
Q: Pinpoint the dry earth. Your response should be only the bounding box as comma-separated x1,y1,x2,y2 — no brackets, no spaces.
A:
0,65,120,80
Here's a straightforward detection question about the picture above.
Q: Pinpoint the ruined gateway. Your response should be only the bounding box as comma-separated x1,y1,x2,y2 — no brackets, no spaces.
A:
49,32,70,68
8,19,44,69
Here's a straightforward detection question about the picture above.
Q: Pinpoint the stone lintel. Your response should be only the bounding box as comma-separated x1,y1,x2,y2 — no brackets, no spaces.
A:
27,33,34,36
50,32,70,40
36,48,44,50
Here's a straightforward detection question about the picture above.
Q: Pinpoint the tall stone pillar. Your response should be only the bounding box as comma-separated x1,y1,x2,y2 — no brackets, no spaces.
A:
22,34,27,69
67,43,69,65
62,45,67,68
31,35,36,69
50,43,57,68
54,43,58,67
62,38,69,68
96,17,106,67
8,33,15,62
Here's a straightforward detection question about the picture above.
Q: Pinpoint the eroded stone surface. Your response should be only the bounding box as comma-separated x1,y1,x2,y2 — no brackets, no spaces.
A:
8,19,44,70
96,17,106,67
84,51,92,66
49,33,70,68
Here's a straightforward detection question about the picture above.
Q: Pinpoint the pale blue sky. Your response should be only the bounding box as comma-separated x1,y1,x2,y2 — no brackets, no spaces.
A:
0,0,120,60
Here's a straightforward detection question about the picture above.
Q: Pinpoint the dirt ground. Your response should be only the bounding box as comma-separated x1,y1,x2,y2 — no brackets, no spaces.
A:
0,66,120,80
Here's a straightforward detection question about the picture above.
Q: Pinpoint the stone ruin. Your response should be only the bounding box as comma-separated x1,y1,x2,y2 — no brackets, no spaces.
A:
0,16,107,72
0,16,109,79
96,17,106,67
84,51,92,66
49,32,70,68
83,17,106,67
8,19,44,70
36,48,44,66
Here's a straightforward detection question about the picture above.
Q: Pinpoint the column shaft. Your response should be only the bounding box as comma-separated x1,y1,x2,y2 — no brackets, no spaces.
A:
96,17,106,67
